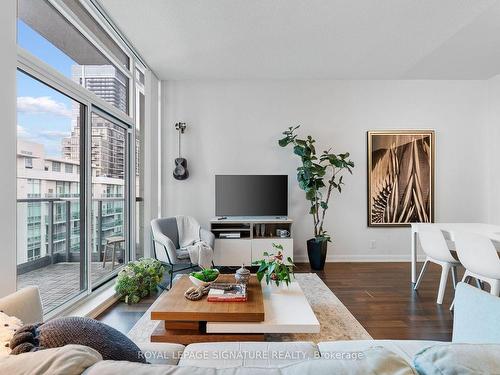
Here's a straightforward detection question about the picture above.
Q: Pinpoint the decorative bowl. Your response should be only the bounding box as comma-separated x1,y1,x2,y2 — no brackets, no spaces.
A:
189,269,220,287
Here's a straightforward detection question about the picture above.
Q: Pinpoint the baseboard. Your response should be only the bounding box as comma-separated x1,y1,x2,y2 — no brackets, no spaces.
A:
293,254,426,263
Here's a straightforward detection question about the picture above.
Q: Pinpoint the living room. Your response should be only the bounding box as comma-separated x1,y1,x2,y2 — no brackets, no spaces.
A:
2,0,500,374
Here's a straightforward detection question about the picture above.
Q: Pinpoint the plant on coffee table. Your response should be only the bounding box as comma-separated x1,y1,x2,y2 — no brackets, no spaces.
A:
115,258,165,304
252,243,295,287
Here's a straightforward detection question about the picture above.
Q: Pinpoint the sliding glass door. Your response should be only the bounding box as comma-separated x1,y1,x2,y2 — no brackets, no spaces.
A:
16,70,88,312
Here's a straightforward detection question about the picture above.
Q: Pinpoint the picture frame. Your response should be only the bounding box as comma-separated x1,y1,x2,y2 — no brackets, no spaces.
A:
367,130,435,227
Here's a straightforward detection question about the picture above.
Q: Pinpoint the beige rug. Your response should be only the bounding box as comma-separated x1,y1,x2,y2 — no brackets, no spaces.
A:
127,273,371,343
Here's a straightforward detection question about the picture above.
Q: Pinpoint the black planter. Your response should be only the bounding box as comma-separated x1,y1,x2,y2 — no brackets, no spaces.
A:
307,238,328,270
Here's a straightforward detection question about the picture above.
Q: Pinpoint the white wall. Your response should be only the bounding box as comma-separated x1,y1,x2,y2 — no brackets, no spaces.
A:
486,75,500,225
161,80,489,262
0,0,18,295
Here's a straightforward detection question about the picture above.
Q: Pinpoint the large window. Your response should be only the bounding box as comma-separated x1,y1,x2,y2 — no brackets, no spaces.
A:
18,0,129,114
17,71,87,312
16,0,142,315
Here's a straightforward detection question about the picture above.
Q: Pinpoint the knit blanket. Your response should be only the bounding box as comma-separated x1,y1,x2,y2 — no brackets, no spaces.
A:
176,215,213,268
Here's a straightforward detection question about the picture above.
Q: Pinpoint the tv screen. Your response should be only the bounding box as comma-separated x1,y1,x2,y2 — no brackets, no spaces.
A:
215,175,288,217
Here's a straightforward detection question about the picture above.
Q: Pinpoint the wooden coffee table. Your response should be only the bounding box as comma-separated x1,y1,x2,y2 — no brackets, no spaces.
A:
150,274,265,344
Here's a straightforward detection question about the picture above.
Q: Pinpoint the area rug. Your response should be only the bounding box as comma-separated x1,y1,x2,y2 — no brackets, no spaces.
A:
127,273,372,343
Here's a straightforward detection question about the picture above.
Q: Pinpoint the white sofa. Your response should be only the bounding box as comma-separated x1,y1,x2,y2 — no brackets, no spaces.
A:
0,283,499,374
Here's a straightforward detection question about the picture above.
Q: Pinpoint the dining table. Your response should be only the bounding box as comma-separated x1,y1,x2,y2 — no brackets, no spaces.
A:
410,223,500,284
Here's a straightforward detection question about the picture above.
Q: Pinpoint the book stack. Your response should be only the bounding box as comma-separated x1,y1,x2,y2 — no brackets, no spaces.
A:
207,283,247,302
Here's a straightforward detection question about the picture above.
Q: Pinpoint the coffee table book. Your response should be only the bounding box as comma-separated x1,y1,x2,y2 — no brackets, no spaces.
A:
207,284,247,302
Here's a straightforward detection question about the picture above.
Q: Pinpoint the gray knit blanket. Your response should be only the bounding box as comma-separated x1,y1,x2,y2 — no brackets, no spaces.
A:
9,316,146,363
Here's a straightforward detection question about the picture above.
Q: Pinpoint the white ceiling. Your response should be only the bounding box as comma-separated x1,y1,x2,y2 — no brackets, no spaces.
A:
99,0,500,80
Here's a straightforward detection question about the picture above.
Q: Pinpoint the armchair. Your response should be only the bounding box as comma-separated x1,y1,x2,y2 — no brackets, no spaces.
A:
151,216,215,288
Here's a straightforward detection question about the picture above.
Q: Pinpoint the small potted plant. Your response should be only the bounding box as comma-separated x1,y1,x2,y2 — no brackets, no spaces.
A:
279,125,354,270
252,243,295,287
115,258,165,304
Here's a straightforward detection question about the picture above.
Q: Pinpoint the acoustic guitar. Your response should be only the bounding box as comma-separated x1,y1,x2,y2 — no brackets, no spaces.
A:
173,122,189,180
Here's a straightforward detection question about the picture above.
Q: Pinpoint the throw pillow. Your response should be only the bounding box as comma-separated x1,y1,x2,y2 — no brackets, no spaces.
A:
0,311,23,355
9,316,146,363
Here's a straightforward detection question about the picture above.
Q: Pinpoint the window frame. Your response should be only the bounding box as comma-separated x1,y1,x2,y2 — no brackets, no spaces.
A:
52,161,61,172
24,157,33,169
16,0,147,318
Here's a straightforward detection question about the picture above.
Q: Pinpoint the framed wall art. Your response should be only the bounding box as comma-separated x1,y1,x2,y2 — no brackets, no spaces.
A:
367,130,435,227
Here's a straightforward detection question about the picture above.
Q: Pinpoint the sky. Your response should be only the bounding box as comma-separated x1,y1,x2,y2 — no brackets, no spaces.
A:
17,20,75,158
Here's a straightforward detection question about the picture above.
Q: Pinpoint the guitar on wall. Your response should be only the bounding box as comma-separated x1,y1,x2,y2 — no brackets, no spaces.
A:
173,122,189,180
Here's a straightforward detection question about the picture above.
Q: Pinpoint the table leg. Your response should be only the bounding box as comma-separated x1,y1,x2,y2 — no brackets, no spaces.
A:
102,245,107,268
411,231,417,284
112,243,117,269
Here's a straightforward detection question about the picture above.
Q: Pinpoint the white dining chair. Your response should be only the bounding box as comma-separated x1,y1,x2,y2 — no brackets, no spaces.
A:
453,231,500,297
414,226,461,304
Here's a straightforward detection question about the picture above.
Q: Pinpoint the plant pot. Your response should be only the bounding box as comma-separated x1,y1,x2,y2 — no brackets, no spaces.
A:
307,238,327,270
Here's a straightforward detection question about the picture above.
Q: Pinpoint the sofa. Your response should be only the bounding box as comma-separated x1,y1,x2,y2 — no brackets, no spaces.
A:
0,282,499,374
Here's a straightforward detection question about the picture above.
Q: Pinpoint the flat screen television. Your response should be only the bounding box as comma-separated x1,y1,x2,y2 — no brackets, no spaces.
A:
215,175,288,217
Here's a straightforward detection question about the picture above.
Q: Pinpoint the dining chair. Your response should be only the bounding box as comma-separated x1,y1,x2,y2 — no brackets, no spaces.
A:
414,226,461,304
453,231,500,298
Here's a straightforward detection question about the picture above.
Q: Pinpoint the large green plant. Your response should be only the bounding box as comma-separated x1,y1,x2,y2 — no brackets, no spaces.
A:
115,258,165,304
279,125,354,242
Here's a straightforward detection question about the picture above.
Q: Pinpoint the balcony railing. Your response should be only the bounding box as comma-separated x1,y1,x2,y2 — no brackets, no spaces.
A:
17,196,125,279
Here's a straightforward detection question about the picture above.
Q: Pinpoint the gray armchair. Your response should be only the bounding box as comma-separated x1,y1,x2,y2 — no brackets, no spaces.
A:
151,216,215,288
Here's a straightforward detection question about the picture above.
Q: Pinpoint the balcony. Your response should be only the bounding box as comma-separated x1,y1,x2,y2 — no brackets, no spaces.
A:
17,262,117,312
17,197,126,313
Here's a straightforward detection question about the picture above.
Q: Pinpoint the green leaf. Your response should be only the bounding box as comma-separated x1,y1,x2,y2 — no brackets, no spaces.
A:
257,263,269,273
278,138,289,147
305,189,316,201
320,202,328,209
293,145,305,156
273,243,284,250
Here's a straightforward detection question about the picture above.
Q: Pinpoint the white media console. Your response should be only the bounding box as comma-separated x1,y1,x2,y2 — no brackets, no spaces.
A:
210,217,293,267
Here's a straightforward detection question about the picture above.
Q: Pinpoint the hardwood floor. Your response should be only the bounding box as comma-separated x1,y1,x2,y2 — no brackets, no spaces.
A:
97,262,458,341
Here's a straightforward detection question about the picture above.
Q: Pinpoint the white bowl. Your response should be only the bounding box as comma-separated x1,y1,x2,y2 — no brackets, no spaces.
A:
189,271,220,287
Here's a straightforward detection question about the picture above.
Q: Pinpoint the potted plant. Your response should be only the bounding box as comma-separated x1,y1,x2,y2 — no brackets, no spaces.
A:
279,125,354,270
115,258,165,304
252,243,295,287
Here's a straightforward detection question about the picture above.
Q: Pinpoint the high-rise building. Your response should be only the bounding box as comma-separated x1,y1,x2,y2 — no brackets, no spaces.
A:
71,65,128,112
63,65,127,179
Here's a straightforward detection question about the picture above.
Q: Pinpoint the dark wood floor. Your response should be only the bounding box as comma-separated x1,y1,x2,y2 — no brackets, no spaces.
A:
97,262,458,341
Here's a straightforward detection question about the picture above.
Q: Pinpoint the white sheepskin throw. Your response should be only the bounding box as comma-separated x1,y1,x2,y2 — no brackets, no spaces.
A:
0,312,23,354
